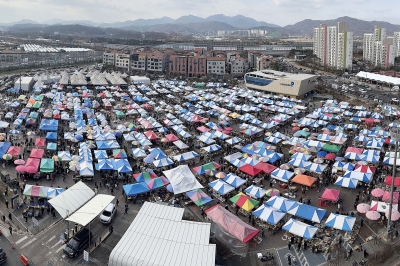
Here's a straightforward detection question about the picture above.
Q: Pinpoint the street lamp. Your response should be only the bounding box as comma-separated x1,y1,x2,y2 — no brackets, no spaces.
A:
388,127,400,239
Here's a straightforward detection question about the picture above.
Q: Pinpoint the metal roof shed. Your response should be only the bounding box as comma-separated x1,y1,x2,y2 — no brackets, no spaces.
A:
66,194,115,226
48,181,95,218
108,202,216,266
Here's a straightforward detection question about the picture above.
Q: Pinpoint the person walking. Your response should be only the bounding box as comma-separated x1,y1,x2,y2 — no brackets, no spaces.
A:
8,213,12,221
288,242,291,250
5,199,8,209
116,199,119,206
8,226,12,235
261,229,265,238
124,206,128,214
297,241,301,251
360,218,364,227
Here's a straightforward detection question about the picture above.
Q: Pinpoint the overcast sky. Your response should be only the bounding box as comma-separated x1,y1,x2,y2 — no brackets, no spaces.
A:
0,0,398,26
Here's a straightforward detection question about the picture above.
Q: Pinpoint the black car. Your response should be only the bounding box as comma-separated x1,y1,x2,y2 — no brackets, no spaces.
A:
0,247,6,264
63,228,92,258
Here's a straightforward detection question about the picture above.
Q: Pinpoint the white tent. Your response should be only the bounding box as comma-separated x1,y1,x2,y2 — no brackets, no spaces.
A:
173,140,189,149
108,202,215,266
48,181,95,218
163,165,204,194
282,218,318,240
66,194,115,226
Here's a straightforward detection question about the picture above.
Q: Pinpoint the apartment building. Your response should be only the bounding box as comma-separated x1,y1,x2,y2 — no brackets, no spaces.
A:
146,53,165,73
115,53,130,69
394,32,400,57
256,55,274,71
169,54,188,77
207,57,226,76
363,27,394,68
131,52,147,71
187,54,207,77
248,51,262,70
313,22,353,70
103,50,117,66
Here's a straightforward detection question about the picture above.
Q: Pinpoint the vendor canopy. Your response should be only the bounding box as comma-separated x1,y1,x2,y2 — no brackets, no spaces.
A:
291,174,317,187
163,165,203,194
282,219,318,240
205,204,259,243
324,213,356,232
66,194,115,226
49,181,95,218
321,188,341,201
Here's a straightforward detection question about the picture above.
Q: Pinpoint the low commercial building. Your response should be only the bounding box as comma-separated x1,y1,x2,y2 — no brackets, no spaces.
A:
115,53,130,69
131,52,147,71
103,50,117,66
207,56,226,76
14,76,34,91
245,70,317,98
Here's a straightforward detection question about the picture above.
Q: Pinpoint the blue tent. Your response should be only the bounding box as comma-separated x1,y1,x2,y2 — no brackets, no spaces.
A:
252,205,286,225
39,119,59,131
123,183,150,196
96,141,111,150
114,159,133,173
0,142,11,157
47,143,57,150
287,202,327,223
325,213,356,232
282,219,318,240
95,159,115,171
94,150,108,160
46,132,57,141
265,195,298,212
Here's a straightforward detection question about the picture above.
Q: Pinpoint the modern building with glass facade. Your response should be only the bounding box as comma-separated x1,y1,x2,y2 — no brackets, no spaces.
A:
244,70,317,98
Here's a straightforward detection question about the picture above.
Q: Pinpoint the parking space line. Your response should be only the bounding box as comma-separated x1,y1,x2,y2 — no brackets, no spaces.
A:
51,241,62,249
56,244,66,253
16,236,28,245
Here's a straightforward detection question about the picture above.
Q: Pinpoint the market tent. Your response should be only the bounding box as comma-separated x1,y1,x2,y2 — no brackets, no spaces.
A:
254,162,277,174
287,202,327,223
0,142,11,157
108,202,215,266
265,195,298,212
282,219,318,240
208,180,235,195
173,140,189,149
47,188,65,199
192,161,220,175
334,176,358,189
324,213,356,232
163,165,203,194
223,173,246,188
123,182,150,196
343,171,373,182
39,158,54,173
7,146,21,156
23,185,48,198
370,200,398,213
270,169,295,183
244,185,266,199
66,194,115,226
205,204,260,243
185,189,212,206
291,174,317,187
385,176,400,187
133,170,158,182
25,158,40,173
321,188,340,201
230,192,260,211
49,181,95,218
30,148,44,158
239,164,262,177
252,205,286,225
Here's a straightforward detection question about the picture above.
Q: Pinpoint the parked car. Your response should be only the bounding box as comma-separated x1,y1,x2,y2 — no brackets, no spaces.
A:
99,203,117,224
0,247,6,264
63,228,92,258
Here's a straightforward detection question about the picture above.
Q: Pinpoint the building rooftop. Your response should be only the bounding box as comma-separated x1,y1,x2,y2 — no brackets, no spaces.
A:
247,69,316,81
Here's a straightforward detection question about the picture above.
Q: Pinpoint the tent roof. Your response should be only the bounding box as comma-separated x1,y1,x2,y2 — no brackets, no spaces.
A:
48,181,95,218
66,194,114,226
205,204,259,243
163,165,203,194
291,174,317,186
321,188,341,201
254,162,277,174
239,164,262,177
109,202,215,266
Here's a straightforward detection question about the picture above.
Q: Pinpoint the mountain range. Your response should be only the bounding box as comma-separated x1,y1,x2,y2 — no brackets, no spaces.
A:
2,15,400,37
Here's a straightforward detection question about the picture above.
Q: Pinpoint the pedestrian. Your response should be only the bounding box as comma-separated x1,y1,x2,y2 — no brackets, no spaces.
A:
1,215,4,222
248,215,252,223
261,228,265,238
304,241,307,250
360,218,364,227
297,241,301,251
124,206,128,214
288,242,291,250
8,226,12,235
8,213,12,221
287,254,292,265
5,199,8,209
116,199,119,206
290,235,295,244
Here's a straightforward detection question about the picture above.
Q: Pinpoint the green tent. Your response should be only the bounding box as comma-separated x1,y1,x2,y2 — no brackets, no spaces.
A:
115,110,125,117
296,130,310,137
32,101,42,109
40,158,54,173
322,144,341,153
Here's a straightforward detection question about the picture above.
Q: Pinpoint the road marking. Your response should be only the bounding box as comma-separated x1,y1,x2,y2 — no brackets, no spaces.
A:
15,236,28,245
50,241,62,249
46,251,52,256
56,244,66,254
45,235,56,244
20,238,37,249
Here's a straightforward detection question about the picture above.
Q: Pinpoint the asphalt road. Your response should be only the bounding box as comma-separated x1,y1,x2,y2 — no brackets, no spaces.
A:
0,236,22,266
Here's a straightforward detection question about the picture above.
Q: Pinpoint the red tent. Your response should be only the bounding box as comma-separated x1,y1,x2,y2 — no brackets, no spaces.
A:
192,115,208,122
239,164,262,177
205,204,259,243
354,164,376,174
345,147,363,154
197,126,210,133
385,176,400,187
321,188,341,201
165,134,179,142
7,146,21,156
144,131,159,140
30,149,44,159
25,158,40,173
35,138,46,147
254,162,277,174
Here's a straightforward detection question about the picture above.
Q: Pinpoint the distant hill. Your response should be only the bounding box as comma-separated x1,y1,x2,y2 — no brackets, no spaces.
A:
205,14,279,28
285,16,400,36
